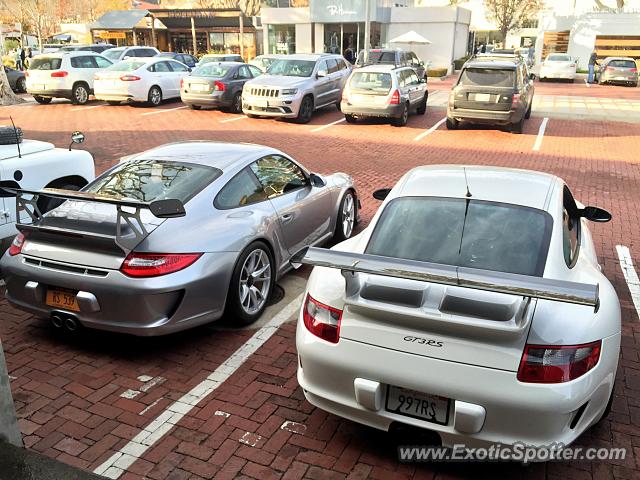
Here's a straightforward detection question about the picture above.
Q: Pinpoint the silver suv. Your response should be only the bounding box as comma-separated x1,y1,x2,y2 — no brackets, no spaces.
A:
242,53,351,123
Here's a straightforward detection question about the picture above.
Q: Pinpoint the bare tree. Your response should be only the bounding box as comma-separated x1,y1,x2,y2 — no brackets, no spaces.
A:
484,0,543,47
1,0,57,52
0,68,24,106
593,0,625,10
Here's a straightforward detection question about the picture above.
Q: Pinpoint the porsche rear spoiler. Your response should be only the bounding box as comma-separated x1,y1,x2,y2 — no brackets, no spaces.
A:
0,187,186,252
291,247,599,311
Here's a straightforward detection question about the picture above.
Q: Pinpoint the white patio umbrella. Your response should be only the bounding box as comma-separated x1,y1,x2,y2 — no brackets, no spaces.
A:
389,30,432,46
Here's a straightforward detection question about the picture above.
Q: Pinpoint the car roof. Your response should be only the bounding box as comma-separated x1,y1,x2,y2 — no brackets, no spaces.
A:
130,142,280,170
395,165,557,210
464,56,520,69
280,53,336,61
603,56,636,62
355,64,406,72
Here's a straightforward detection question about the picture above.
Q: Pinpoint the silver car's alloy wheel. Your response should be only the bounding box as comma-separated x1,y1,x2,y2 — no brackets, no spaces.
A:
239,249,271,315
149,87,162,106
74,85,88,104
342,193,355,238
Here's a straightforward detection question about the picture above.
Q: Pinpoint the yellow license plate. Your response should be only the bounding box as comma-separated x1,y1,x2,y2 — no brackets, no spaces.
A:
46,288,80,312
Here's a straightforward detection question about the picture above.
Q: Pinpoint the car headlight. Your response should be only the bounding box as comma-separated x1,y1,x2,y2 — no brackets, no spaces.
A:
281,88,298,96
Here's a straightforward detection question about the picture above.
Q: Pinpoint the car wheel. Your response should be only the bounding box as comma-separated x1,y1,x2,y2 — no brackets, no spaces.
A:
391,102,409,127
511,117,525,134
335,100,341,112
344,114,357,124
33,95,52,104
334,191,356,242
189,104,201,110
416,93,428,115
16,77,26,93
37,183,83,213
295,95,314,124
598,388,614,423
147,86,162,107
229,242,274,326
631,81,638,88
71,83,89,105
524,103,532,119
230,92,242,114
445,117,458,130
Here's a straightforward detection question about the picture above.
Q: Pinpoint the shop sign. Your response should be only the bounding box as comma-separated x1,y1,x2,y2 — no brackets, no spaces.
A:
310,0,372,22
99,31,126,39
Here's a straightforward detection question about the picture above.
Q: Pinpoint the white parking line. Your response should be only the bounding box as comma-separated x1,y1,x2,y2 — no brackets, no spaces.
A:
311,117,345,133
70,104,105,112
219,115,247,123
93,293,304,479
532,117,549,151
140,106,188,116
413,117,446,142
616,245,640,317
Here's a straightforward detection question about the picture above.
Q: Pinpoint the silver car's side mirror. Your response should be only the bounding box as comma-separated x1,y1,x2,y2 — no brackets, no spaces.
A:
69,131,85,151
309,173,326,188
317,69,328,78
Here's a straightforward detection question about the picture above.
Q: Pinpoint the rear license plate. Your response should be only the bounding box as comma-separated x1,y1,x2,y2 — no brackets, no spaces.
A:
253,98,269,108
190,83,208,92
474,93,491,102
385,385,450,425
615,76,627,80
46,288,80,312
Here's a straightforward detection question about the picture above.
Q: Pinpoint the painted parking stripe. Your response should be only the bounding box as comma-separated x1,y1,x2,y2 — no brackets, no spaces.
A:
311,118,345,133
616,245,640,317
413,117,446,142
219,115,247,123
93,293,304,479
532,117,549,151
140,106,188,116
70,104,106,112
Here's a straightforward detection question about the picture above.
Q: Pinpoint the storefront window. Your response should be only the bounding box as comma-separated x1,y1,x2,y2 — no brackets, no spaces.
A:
268,25,295,54
208,32,255,58
263,0,309,7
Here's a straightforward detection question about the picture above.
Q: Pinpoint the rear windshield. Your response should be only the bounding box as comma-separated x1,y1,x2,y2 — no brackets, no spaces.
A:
608,60,636,68
547,54,571,62
102,48,124,60
85,160,221,204
349,72,392,94
357,51,396,65
192,63,232,77
459,67,515,87
106,60,146,72
366,197,552,277
29,57,62,70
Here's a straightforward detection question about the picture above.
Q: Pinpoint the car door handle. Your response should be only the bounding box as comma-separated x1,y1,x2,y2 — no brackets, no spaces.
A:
281,213,293,223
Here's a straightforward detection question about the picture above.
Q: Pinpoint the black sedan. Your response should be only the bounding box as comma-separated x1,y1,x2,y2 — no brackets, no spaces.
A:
4,66,26,93
180,62,262,113
157,52,198,69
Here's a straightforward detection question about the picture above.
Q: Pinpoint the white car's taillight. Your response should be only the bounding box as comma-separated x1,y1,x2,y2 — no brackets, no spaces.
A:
517,341,601,383
511,93,521,111
8,232,25,256
120,252,202,277
302,294,342,344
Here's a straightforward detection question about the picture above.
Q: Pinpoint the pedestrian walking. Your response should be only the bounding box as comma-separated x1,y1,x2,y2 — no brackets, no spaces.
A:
14,48,22,70
20,47,26,71
588,50,598,84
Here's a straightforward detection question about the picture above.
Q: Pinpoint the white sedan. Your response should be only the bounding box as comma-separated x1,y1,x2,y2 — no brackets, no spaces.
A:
94,57,190,106
294,165,620,448
539,54,577,81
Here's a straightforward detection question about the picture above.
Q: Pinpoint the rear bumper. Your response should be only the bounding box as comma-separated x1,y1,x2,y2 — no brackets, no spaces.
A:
181,91,230,107
341,102,404,118
0,251,237,336
539,69,576,80
448,107,519,125
27,89,72,99
297,318,620,447
600,74,638,84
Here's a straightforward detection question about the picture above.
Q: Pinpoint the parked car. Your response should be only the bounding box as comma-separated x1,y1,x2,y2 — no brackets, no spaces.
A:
595,57,638,87
0,127,94,251
355,48,426,79
77,44,115,54
539,53,577,82
0,142,359,335
249,54,284,73
157,52,198,69
181,62,262,112
447,54,534,133
242,53,351,123
4,66,26,93
341,65,427,126
293,164,619,449
198,54,244,66
26,52,113,105
94,57,190,106
101,46,160,63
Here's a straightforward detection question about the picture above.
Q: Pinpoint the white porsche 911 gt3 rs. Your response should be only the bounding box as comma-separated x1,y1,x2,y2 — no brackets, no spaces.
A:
293,165,621,448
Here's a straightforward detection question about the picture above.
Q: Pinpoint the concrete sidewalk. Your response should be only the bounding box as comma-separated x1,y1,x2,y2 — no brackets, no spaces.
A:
0,440,102,480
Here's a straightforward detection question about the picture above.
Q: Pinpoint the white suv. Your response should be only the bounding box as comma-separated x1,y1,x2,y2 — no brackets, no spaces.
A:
102,46,160,63
26,52,113,104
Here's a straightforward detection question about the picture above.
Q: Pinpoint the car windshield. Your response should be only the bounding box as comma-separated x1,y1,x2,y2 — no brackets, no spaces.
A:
548,54,571,62
349,72,392,94
251,57,276,69
29,57,62,70
102,48,124,60
366,197,552,277
192,63,232,77
85,160,222,203
106,60,146,72
157,53,175,58
459,68,515,87
267,59,315,77
609,60,636,68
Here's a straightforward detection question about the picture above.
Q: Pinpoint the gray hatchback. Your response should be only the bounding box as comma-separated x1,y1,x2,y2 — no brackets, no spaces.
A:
341,65,428,127
595,57,638,87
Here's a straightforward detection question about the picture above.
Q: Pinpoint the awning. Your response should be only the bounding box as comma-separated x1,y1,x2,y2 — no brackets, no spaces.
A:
154,15,253,30
91,10,151,30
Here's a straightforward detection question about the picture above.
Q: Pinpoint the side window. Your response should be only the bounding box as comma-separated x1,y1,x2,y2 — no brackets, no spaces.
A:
170,61,188,72
408,71,419,85
94,56,112,68
398,70,409,87
237,65,251,79
317,60,329,75
248,65,262,77
215,168,268,209
140,48,157,57
250,155,308,199
327,58,339,73
562,187,581,267
71,56,96,68
153,61,173,73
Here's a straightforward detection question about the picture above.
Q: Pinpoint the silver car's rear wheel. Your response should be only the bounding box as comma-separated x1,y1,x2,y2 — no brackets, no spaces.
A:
334,191,356,241
229,242,274,325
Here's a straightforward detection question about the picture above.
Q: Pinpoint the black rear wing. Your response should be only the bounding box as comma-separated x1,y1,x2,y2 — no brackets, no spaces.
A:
292,247,599,311
0,187,186,252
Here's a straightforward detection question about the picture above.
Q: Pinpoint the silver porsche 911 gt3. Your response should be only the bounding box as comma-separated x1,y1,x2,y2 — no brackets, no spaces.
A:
0,141,359,335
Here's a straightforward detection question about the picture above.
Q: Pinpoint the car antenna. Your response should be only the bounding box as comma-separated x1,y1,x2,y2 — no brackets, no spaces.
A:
458,167,472,255
9,116,21,158
463,167,472,198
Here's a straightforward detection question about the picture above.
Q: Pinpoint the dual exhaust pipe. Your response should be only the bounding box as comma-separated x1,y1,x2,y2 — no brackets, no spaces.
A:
51,313,79,332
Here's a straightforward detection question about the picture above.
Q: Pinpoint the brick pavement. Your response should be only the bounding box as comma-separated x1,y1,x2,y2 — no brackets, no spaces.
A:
1,82,640,479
